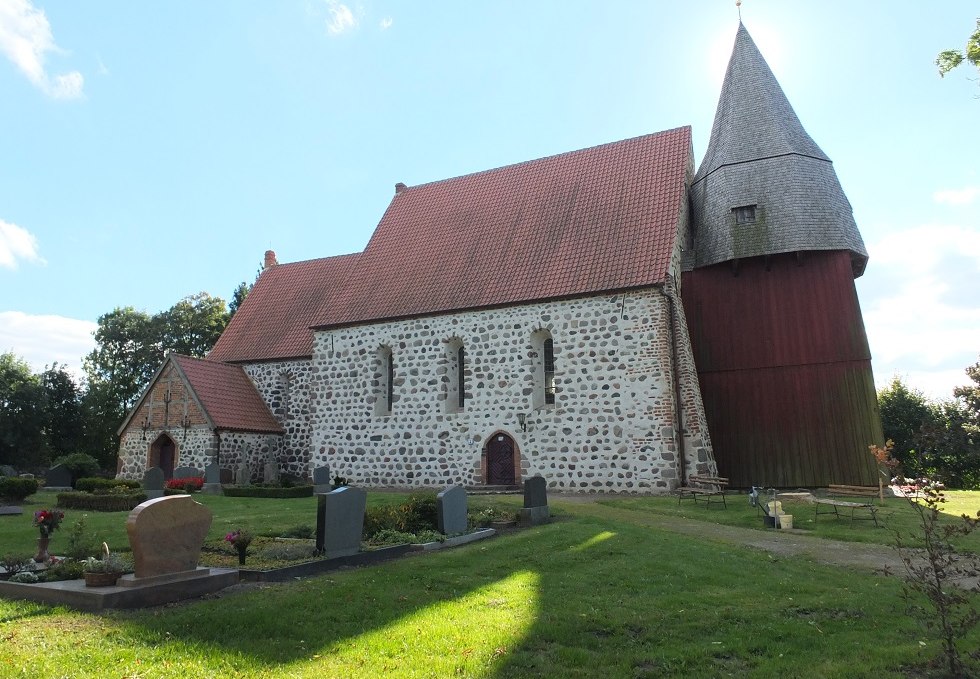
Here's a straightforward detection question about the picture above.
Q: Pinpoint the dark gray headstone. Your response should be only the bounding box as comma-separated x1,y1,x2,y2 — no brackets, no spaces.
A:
315,486,367,559
0,506,25,516
312,465,331,486
437,485,468,535
263,461,279,484
45,464,72,488
523,476,548,508
0,464,16,477
205,462,220,484
142,467,165,499
172,466,201,479
219,468,233,484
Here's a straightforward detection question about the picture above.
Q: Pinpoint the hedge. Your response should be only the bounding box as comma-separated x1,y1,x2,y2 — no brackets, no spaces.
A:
56,491,148,512
222,485,314,498
74,478,141,493
0,477,40,502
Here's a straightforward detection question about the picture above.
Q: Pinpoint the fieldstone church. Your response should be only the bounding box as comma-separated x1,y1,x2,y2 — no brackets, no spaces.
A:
116,24,883,492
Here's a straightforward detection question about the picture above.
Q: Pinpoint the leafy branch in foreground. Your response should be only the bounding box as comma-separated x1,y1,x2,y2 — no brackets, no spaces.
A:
892,476,980,677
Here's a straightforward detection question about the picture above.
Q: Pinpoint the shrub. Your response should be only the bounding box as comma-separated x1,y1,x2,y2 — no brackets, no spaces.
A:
63,516,102,560
74,478,140,493
165,477,204,492
256,542,318,561
56,491,147,512
363,492,439,539
50,453,100,484
280,524,315,539
222,485,314,498
366,528,445,547
42,558,84,582
8,571,39,584
0,476,39,502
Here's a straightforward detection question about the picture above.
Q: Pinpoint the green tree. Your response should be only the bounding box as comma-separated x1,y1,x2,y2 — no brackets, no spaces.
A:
39,364,83,460
228,281,251,318
936,18,980,83
877,376,935,477
0,353,46,469
919,398,980,489
953,355,980,436
159,292,229,357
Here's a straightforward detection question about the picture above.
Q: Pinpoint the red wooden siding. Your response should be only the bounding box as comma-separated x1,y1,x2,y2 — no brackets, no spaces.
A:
681,250,883,488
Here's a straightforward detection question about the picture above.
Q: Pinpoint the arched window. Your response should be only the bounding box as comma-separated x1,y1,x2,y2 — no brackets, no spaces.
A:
531,329,557,408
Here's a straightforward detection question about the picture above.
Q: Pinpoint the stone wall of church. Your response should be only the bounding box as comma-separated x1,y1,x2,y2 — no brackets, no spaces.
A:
307,288,714,493
240,360,315,479
117,427,216,479
217,431,285,483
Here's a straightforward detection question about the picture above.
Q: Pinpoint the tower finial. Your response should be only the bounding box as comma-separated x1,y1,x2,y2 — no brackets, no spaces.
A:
736,0,742,21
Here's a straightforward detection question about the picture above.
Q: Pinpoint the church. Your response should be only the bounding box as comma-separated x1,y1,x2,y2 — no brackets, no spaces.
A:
116,24,883,492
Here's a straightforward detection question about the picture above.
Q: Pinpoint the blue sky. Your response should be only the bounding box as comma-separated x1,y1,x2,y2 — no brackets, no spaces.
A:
1,1,978,400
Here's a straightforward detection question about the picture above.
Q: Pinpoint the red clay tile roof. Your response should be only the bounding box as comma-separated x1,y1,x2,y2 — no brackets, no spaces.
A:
172,355,282,433
211,127,691,361
208,253,359,362
317,127,691,329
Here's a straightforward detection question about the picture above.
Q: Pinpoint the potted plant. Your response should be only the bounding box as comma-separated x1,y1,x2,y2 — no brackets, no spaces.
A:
32,508,64,562
224,529,253,565
82,543,127,587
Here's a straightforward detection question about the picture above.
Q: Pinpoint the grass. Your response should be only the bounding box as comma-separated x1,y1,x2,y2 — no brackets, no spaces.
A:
0,491,978,677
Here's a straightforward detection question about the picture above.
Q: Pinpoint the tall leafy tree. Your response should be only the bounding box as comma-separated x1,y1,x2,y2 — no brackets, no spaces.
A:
877,376,935,477
0,352,45,468
228,281,251,319
39,364,83,460
953,356,980,436
160,292,229,357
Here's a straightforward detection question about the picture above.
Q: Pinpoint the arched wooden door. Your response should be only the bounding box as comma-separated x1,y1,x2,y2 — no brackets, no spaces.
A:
149,434,177,479
486,433,516,485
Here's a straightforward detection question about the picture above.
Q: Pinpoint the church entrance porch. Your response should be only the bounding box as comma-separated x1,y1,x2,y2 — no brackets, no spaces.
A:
484,433,518,486
148,433,177,479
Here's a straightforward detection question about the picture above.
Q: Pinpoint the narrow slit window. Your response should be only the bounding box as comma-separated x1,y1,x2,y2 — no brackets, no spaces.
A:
543,338,556,405
386,351,394,412
457,345,465,409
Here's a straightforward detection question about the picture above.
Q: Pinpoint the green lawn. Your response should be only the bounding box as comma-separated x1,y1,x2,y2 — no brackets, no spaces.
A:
0,491,978,677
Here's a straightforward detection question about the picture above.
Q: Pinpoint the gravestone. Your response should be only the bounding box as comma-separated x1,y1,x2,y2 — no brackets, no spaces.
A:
142,467,165,499
202,462,222,495
121,495,212,581
437,485,468,535
0,506,24,516
0,464,16,477
312,465,331,494
263,460,280,484
172,466,201,479
518,475,550,526
234,463,250,486
315,486,367,559
45,464,72,489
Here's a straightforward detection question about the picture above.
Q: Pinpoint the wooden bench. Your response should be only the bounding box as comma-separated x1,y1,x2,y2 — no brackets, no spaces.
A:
813,485,882,527
677,475,729,508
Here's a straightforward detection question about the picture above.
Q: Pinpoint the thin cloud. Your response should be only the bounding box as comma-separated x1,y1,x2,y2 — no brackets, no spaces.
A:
0,0,84,99
380,16,393,30
0,218,45,269
933,186,979,206
0,311,97,379
325,1,356,36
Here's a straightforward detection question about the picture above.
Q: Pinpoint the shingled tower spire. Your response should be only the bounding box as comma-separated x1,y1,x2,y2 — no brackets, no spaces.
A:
689,22,868,276
682,22,883,488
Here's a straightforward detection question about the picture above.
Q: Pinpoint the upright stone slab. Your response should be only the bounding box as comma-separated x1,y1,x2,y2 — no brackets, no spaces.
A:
315,486,367,559
263,460,280,484
312,465,331,494
172,466,201,479
0,464,16,477
518,476,550,526
437,485,468,535
142,467,165,499
124,495,212,579
45,464,72,489
202,462,222,495
235,463,250,486
219,468,233,484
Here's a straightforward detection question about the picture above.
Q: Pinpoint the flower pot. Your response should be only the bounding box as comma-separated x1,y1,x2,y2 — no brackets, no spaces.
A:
34,536,50,563
84,571,121,587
